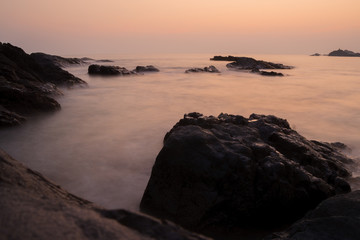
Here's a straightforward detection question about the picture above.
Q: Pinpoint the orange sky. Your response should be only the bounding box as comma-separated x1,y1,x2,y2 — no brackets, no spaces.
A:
1,0,359,54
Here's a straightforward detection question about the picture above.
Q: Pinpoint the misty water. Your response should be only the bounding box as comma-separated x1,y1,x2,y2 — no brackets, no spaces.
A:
1,54,360,211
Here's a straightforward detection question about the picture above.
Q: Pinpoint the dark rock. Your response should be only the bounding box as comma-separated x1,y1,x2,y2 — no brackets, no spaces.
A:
141,113,353,236
0,148,211,240
88,64,136,76
311,53,321,56
226,57,293,70
328,49,360,57
134,65,160,73
260,71,284,76
266,190,360,240
211,56,293,70
30,53,86,87
96,59,114,63
0,106,26,127
30,52,86,67
101,209,211,240
210,55,242,61
0,43,86,124
185,66,220,73
251,68,284,76
0,86,61,114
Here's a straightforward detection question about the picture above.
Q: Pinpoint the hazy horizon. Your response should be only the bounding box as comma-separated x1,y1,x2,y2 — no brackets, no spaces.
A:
1,0,359,55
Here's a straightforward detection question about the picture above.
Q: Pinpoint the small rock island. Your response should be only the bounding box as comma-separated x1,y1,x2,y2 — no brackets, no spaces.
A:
328,49,360,57
211,55,292,76
185,65,220,73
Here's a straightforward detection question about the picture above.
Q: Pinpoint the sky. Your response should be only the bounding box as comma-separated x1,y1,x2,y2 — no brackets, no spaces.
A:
1,0,359,55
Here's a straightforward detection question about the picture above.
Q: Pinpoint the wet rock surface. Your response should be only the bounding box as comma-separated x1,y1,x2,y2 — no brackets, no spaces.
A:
0,43,86,126
88,64,137,76
266,190,360,240
185,66,220,73
0,148,211,240
141,112,353,237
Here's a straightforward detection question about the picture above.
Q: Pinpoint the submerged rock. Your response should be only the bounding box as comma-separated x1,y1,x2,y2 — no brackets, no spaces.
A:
185,66,220,73
134,65,160,73
88,64,136,76
0,148,211,240
141,113,353,236
266,190,360,240
251,68,284,76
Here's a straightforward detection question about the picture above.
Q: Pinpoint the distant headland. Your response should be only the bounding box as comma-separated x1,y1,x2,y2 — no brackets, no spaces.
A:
328,49,360,57
311,49,360,57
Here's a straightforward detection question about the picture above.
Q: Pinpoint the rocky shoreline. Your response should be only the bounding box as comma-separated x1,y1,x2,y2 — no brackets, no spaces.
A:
1,43,360,239
0,42,86,127
1,112,360,239
0,149,210,240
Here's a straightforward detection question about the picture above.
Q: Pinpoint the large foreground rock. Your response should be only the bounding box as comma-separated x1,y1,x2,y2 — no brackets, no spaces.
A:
0,42,86,126
266,190,360,240
141,113,353,236
0,148,210,240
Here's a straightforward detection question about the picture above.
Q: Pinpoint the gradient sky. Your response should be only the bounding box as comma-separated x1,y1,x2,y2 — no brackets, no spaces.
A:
1,0,359,55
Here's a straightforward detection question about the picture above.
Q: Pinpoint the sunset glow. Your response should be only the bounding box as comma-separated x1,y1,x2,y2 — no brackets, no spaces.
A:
1,0,359,54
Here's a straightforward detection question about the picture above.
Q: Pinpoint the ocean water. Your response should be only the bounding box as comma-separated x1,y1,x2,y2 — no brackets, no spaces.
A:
1,54,360,210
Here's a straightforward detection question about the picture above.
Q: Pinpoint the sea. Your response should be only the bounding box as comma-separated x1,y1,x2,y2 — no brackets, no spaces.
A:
1,54,360,211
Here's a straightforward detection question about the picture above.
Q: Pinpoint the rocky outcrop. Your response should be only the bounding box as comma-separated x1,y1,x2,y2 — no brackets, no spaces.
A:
0,43,86,127
0,148,211,240
134,65,160,73
328,49,360,57
30,52,87,67
311,53,321,56
210,56,243,61
140,113,353,237
251,68,284,76
185,66,220,73
266,190,360,240
88,64,136,76
211,56,293,70
226,58,293,70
